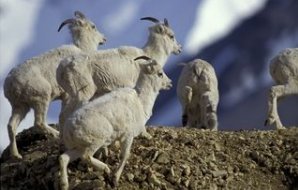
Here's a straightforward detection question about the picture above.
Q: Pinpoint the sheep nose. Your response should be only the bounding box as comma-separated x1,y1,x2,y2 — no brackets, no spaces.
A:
99,38,107,45
178,44,182,53
166,81,172,89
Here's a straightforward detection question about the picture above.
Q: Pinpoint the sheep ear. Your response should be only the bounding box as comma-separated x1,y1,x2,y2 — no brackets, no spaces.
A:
74,11,86,19
75,19,84,26
155,25,165,34
144,64,155,74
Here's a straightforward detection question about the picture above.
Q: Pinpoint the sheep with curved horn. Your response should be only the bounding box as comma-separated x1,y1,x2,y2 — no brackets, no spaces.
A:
57,16,182,127
59,56,172,189
3,10,106,159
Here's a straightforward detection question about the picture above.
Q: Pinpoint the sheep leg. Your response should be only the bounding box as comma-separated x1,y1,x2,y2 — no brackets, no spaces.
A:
59,150,82,190
201,92,218,130
7,105,29,159
33,101,59,138
182,86,193,126
113,137,133,186
87,155,111,173
265,83,298,129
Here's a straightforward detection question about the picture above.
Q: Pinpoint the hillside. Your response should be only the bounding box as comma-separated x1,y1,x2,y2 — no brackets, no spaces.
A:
1,126,298,190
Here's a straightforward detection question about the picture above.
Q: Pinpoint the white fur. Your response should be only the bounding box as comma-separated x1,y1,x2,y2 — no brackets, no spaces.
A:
177,59,219,131
3,11,106,159
265,48,298,129
59,58,172,189
57,19,182,124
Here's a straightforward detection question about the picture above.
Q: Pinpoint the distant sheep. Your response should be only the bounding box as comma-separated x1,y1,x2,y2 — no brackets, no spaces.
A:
3,11,106,159
59,56,172,189
57,17,182,125
177,59,219,131
265,48,298,129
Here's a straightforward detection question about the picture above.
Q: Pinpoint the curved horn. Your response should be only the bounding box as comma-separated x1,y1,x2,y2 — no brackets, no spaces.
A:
164,18,169,27
58,19,75,32
74,11,86,19
134,55,152,61
140,17,160,24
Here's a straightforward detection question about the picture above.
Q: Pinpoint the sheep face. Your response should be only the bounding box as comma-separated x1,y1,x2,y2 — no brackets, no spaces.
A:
149,24,182,55
69,18,106,48
58,11,106,50
140,60,172,91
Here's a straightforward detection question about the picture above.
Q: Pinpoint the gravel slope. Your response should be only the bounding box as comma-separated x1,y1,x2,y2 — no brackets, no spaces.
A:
1,126,298,190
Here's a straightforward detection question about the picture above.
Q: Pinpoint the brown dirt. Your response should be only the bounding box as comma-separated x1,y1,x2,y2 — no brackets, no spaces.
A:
1,125,298,190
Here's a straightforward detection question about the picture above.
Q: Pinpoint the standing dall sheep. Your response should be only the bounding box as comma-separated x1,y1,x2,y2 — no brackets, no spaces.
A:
177,59,219,131
57,17,182,125
59,56,172,189
3,11,106,159
265,48,298,129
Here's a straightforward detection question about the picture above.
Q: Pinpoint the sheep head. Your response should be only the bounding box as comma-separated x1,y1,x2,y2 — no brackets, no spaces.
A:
58,10,106,50
141,17,182,55
135,56,172,91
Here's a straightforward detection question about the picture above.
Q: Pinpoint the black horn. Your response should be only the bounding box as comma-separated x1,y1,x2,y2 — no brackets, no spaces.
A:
164,18,169,27
140,17,160,24
74,11,86,19
134,55,151,61
58,19,75,32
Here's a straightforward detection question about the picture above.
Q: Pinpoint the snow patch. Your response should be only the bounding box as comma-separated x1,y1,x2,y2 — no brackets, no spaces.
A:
184,0,268,54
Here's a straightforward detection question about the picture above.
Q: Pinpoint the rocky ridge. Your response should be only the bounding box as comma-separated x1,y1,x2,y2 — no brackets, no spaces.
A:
1,126,298,189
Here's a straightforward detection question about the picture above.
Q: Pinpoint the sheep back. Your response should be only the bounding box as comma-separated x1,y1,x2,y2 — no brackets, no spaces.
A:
270,48,298,84
4,45,81,103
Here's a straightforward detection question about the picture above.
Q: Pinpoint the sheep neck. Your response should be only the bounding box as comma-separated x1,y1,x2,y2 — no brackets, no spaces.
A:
136,79,159,120
143,36,169,67
72,33,98,52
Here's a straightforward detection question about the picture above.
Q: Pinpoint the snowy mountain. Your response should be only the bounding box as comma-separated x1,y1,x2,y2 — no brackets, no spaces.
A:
2,0,297,151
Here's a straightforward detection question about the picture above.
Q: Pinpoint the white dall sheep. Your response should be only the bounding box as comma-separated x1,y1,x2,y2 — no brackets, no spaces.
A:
59,56,172,189
177,59,219,131
57,17,182,125
265,48,298,129
3,11,106,159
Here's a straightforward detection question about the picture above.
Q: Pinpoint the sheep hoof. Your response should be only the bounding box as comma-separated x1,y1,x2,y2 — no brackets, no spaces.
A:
182,115,188,126
140,131,152,140
264,117,275,126
60,182,69,190
107,175,118,188
11,152,23,160
104,166,111,175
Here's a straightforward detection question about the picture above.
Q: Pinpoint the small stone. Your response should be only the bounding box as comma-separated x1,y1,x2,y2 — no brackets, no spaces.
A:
156,152,170,164
127,173,134,182
183,179,190,187
181,164,191,176
211,170,227,178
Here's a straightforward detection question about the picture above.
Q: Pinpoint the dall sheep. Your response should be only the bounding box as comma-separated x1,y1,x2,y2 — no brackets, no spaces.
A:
59,56,172,189
3,11,106,159
177,59,219,131
265,48,298,129
57,17,182,125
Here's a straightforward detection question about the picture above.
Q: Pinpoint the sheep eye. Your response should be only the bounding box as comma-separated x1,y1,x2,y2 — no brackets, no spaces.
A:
168,34,174,40
91,25,96,29
158,72,163,77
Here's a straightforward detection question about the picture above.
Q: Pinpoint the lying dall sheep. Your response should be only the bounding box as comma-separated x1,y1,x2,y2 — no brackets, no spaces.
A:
265,48,298,129
57,17,182,124
3,11,106,159
177,59,219,131
59,56,172,189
